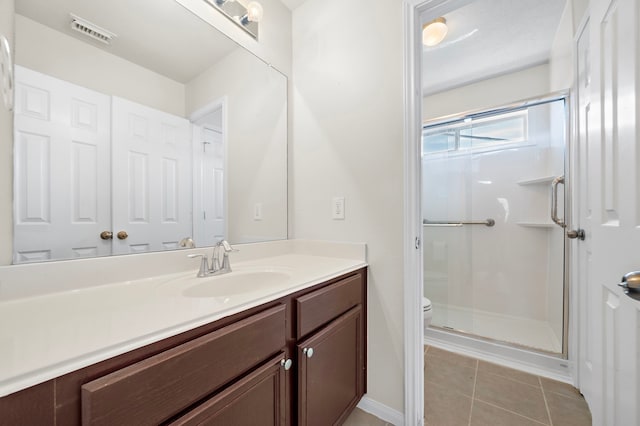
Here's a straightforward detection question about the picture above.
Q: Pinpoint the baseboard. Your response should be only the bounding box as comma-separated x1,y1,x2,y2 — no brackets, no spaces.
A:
357,395,405,426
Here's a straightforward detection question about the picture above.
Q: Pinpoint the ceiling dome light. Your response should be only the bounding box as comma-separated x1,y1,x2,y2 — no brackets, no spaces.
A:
246,1,264,22
422,17,448,47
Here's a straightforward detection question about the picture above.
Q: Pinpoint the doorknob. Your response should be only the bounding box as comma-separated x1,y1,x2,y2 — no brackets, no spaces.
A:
100,231,113,240
619,271,640,301
567,229,585,240
117,231,128,240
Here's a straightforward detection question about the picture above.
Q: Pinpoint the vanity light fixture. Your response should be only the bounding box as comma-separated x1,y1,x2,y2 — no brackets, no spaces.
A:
422,17,448,47
242,1,264,24
206,0,264,39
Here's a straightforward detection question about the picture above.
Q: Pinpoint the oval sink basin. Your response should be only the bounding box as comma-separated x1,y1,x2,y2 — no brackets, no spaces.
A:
182,271,291,298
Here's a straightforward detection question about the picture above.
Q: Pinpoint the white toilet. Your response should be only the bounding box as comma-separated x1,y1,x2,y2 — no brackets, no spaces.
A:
423,297,432,329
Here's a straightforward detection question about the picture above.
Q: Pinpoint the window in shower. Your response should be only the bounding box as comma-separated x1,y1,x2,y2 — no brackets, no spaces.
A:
422,98,567,355
423,110,528,154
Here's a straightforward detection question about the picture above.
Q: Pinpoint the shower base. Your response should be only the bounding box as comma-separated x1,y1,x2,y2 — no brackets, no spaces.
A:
431,303,562,353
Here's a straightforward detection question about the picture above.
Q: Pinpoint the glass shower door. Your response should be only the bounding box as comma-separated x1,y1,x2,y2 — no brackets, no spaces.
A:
422,98,567,354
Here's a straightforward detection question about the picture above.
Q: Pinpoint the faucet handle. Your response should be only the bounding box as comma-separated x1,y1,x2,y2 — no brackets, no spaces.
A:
188,254,209,277
219,240,239,253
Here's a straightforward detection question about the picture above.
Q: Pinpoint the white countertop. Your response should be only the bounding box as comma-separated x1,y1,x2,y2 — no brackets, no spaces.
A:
0,240,366,397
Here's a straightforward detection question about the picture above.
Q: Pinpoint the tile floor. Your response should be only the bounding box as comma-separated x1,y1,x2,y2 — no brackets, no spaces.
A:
343,346,592,426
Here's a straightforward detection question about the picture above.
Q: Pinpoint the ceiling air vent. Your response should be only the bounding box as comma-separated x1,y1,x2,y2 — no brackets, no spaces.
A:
69,14,116,45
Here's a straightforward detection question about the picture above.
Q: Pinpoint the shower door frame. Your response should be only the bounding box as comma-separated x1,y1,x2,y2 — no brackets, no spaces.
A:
422,93,573,361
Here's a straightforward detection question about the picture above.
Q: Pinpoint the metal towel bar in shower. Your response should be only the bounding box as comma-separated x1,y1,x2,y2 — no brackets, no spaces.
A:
422,218,495,227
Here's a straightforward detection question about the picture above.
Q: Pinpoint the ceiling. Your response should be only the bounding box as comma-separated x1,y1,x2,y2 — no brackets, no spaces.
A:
279,0,309,11
16,0,239,83
422,0,567,94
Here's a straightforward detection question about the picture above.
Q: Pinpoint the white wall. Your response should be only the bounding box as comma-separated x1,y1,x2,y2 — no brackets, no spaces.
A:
15,15,186,117
548,3,574,92
176,0,292,76
0,0,14,265
423,64,551,121
291,0,405,413
186,48,288,243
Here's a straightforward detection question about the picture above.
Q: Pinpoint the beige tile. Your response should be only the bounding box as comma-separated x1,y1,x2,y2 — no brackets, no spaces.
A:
474,370,550,424
470,400,547,426
426,347,477,369
477,361,540,387
545,390,592,426
342,408,391,426
425,354,477,397
540,377,583,400
425,380,473,426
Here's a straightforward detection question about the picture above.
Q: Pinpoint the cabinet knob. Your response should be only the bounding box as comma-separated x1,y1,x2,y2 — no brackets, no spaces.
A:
281,358,293,370
117,231,128,240
303,347,314,358
100,231,113,240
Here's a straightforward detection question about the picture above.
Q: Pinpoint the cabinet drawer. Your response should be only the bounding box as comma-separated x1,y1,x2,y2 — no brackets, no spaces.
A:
81,304,286,426
295,273,362,339
169,353,287,426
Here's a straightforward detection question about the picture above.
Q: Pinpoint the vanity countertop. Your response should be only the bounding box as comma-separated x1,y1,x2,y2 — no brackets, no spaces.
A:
0,240,367,398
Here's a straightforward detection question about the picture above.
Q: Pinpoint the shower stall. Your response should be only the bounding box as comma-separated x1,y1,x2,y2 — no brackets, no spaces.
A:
422,96,568,356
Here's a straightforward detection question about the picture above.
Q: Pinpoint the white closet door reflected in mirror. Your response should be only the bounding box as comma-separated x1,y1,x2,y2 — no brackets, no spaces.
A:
13,66,214,263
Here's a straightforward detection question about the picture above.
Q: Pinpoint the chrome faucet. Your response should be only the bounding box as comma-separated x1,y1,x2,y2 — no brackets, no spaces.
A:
188,240,238,278
187,253,210,278
210,240,238,275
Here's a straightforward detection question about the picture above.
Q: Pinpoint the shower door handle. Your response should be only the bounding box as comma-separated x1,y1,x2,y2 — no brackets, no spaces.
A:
551,175,566,228
551,175,585,240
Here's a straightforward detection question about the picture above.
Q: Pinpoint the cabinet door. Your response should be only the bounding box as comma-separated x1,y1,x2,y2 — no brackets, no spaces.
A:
298,306,363,426
170,353,288,426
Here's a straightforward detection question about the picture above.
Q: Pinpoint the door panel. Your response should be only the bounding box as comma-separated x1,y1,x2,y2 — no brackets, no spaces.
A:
297,306,363,426
111,97,192,255
192,122,225,247
582,0,640,423
575,14,595,407
13,66,111,262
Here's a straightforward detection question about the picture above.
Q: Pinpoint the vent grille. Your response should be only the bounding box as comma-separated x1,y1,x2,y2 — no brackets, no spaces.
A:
70,14,116,45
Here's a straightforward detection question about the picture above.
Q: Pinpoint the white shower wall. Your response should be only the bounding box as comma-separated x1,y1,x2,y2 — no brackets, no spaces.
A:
422,100,566,352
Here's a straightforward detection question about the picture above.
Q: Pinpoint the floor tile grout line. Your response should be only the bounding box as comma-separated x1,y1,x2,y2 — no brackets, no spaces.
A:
480,370,542,389
473,398,551,426
543,388,585,401
468,359,478,426
539,376,554,426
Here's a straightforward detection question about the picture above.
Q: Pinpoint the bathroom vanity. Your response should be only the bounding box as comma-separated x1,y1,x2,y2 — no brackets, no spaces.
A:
0,241,367,426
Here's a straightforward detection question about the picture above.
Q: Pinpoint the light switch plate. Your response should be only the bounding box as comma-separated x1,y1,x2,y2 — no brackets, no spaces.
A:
254,203,263,220
332,197,345,220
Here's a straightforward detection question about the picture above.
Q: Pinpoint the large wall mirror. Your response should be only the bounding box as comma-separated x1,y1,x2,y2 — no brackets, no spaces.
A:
11,0,288,264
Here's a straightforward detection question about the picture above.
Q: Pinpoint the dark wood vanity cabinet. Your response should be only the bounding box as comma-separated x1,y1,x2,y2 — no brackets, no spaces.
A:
168,353,288,426
295,273,366,426
0,268,366,426
297,307,364,426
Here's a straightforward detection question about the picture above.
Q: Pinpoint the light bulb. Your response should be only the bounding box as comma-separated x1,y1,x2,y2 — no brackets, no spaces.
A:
422,17,448,47
246,1,264,22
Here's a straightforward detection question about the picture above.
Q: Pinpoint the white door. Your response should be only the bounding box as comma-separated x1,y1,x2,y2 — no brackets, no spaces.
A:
575,12,596,415
13,66,111,262
192,123,225,247
579,0,640,424
111,97,192,255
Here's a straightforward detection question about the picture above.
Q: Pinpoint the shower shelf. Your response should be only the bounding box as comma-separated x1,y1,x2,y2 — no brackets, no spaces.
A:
517,176,556,186
516,222,555,228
